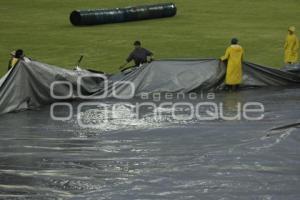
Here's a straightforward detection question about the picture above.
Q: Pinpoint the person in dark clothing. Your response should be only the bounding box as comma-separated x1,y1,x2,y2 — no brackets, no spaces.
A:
120,41,154,70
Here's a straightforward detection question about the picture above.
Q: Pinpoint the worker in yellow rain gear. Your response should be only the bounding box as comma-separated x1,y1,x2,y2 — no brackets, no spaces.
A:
220,38,244,91
8,51,18,71
284,26,299,64
8,49,24,71
7,49,31,71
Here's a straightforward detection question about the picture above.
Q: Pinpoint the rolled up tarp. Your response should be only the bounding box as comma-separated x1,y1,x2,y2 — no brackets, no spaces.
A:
70,3,177,26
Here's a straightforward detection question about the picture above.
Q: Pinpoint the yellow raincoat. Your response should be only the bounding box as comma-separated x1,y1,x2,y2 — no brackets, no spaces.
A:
284,33,299,64
8,57,19,70
221,44,244,85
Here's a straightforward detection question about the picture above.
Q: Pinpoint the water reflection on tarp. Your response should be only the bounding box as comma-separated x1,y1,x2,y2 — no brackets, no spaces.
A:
0,88,300,199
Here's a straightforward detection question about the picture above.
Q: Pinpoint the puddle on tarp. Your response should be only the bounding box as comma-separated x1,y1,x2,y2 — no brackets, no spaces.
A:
0,88,300,199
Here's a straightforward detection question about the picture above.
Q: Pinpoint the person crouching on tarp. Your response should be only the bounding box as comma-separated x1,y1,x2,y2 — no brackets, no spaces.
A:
120,41,154,71
8,49,31,71
220,38,244,91
284,26,299,65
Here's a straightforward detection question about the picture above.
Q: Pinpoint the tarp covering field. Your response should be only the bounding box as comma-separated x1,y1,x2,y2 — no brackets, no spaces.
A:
1,0,300,199
0,61,104,115
0,86,300,199
1,59,300,115
1,60,300,199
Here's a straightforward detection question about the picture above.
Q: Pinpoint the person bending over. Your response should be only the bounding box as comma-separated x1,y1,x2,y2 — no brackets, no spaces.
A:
120,41,153,70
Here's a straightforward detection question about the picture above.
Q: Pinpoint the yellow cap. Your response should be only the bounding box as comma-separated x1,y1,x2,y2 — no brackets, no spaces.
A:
288,26,296,32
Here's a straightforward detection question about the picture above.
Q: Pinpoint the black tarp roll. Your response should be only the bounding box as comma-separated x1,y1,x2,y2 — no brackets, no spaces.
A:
70,3,177,26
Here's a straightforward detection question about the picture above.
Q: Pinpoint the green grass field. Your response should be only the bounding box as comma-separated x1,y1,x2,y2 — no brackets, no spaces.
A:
0,0,299,76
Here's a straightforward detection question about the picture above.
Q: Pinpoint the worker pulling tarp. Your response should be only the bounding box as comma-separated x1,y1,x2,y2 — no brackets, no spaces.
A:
1,59,300,115
101,59,300,97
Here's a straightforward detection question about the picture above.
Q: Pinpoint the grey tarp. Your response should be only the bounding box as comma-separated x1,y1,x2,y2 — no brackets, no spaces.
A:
1,59,300,115
282,63,300,73
103,59,300,97
1,59,300,199
0,60,104,115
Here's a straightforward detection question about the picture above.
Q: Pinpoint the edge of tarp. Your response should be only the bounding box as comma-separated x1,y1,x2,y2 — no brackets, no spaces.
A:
0,60,21,90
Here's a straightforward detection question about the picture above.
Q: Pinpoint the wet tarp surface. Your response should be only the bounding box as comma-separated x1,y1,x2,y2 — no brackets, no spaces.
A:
1,59,300,115
0,59,300,199
0,88,300,199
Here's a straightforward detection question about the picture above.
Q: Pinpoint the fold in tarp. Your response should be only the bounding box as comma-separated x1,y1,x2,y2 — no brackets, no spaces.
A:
100,59,300,97
0,61,104,115
1,59,300,115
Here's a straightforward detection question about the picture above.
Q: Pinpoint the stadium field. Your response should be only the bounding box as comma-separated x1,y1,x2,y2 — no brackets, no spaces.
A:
0,0,299,76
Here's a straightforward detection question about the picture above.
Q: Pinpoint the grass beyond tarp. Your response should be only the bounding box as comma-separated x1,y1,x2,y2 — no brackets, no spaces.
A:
0,0,299,76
